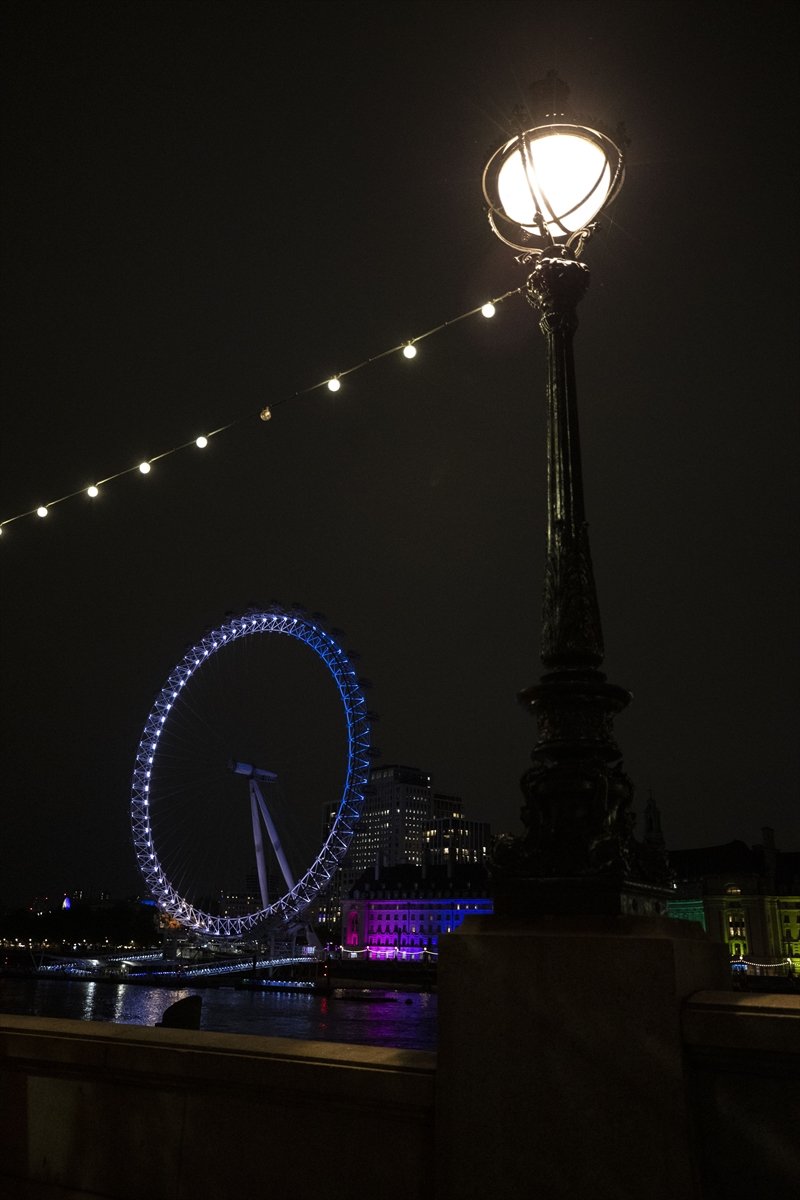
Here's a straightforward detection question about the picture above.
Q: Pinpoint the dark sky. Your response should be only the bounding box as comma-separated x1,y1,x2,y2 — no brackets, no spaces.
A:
1,0,798,909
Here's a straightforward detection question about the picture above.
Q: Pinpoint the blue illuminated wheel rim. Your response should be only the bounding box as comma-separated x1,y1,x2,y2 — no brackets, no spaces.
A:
130,607,370,938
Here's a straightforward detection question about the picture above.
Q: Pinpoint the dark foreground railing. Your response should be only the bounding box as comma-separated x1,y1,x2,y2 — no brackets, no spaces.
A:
0,1015,435,1200
1,972,797,1198
682,990,799,1199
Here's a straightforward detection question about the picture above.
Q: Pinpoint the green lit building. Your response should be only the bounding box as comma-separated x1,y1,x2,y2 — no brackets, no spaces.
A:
668,828,800,974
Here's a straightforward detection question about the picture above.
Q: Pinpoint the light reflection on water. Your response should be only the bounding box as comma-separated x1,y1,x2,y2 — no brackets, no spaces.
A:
0,978,437,1052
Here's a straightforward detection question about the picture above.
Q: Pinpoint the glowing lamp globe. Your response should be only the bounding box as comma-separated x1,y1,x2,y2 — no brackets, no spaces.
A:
483,123,624,255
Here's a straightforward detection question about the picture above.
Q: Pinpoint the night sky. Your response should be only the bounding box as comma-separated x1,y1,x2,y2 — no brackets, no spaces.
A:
1,1,798,910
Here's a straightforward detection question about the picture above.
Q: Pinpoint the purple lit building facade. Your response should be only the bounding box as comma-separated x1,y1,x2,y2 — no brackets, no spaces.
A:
342,864,493,959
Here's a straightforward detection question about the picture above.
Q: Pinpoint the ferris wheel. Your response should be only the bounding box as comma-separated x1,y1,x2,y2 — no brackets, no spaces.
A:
130,606,372,938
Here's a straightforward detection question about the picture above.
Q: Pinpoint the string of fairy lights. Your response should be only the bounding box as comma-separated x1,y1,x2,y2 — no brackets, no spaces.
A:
0,288,522,537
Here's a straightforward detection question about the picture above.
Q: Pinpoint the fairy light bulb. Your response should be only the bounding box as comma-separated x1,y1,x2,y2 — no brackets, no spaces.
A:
5,289,518,538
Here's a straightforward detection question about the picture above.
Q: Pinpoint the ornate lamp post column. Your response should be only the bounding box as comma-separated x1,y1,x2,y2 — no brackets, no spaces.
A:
435,82,727,1200
484,75,670,915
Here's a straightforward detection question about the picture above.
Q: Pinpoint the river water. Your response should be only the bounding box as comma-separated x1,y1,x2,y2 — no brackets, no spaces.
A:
0,976,437,1052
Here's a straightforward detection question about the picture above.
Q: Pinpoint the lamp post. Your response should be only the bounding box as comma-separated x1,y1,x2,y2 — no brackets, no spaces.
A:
485,74,670,917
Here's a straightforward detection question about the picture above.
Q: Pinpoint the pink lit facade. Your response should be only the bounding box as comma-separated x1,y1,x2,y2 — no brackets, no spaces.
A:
342,866,493,959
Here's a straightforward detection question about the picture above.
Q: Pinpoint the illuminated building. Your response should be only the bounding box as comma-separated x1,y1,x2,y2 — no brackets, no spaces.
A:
342,767,492,872
345,765,433,871
218,892,258,918
342,863,492,958
424,805,490,866
668,828,800,974
327,767,492,948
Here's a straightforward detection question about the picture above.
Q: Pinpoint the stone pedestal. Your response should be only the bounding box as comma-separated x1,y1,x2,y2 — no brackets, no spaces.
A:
435,914,729,1200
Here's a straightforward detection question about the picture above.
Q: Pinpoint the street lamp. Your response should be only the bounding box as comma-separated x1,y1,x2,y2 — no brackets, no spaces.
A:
487,74,670,917
482,123,624,257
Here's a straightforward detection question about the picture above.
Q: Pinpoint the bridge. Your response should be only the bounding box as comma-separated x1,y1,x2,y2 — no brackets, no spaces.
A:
30,951,318,981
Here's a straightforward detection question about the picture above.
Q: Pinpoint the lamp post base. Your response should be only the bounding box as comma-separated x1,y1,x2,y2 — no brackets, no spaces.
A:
491,870,673,919
435,912,729,1200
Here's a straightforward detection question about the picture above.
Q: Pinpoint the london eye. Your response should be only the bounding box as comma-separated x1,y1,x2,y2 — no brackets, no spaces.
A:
130,607,371,938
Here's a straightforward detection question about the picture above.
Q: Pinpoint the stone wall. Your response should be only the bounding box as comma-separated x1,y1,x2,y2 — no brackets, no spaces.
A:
1,977,798,1199
682,990,799,1199
0,1015,435,1200
435,915,798,1200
